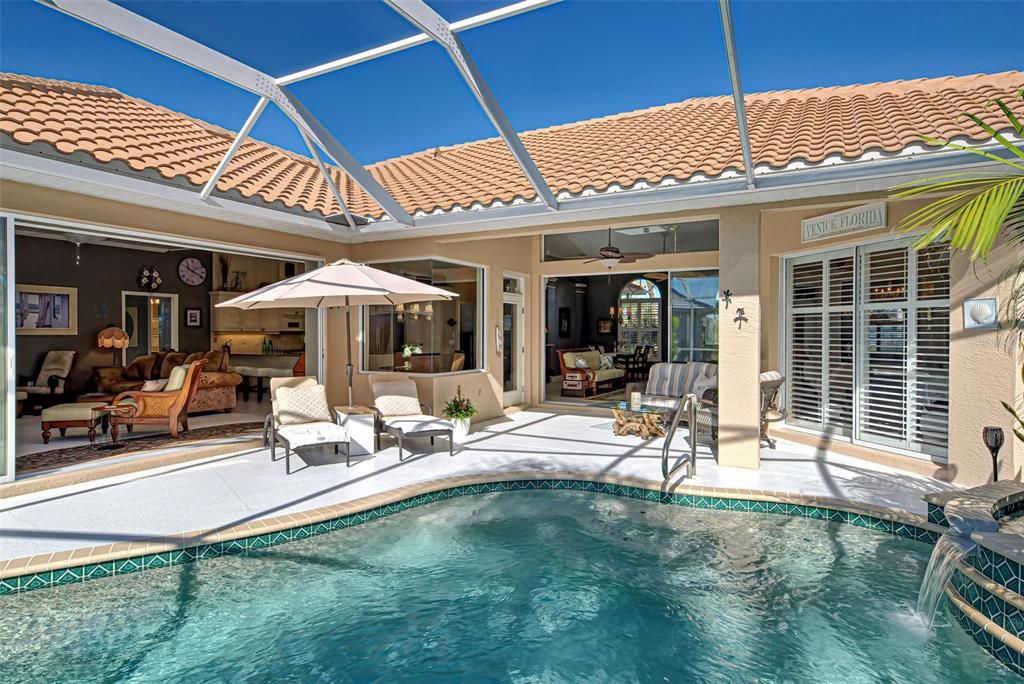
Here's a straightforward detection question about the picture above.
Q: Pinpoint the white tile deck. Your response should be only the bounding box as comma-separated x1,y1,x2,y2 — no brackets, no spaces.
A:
0,410,958,562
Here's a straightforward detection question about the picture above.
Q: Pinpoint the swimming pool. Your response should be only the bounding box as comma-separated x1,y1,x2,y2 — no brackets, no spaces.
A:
0,491,1012,682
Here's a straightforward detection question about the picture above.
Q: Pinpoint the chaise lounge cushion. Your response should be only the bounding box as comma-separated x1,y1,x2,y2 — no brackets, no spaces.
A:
276,421,348,448
276,384,333,425
382,414,454,434
372,379,422,417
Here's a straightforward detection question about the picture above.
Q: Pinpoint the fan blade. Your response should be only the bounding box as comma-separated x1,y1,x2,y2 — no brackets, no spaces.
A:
620,252,655,259
583,258,601,264
619,256,638,264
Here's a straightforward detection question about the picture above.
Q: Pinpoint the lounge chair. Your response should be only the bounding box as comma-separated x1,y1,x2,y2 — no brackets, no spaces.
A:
372,378,454,459
17,350,76,414
265,376,350,474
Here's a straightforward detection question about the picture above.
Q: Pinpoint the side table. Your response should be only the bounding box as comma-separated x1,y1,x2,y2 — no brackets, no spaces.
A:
334,405,376,457
91,404,136,451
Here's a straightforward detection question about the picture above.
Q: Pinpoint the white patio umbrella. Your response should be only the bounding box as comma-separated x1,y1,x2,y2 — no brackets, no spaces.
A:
216,259,456,407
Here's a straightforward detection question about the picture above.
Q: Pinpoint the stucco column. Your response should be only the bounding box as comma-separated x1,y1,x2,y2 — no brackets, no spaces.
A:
947,240,1022,485
717,207,761,469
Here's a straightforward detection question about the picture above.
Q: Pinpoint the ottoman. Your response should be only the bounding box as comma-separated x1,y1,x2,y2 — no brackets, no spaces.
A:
40,402,108,444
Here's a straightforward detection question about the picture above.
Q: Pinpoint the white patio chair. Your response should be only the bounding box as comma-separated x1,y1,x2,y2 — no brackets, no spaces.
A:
371,379,454,460
264,376,350,474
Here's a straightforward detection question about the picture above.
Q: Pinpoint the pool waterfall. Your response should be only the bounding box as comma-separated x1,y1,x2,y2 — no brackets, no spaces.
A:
916,534,975,628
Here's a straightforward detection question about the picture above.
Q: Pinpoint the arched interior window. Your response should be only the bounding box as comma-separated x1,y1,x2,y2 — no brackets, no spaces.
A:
618,278,661,356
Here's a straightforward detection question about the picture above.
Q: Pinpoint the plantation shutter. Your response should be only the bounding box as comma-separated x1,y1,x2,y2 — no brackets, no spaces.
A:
786,250,855,435
857,246,910,448
912,245,951,452
785,237,949,458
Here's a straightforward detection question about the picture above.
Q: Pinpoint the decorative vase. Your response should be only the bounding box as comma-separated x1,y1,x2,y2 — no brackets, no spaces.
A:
453,417,471,443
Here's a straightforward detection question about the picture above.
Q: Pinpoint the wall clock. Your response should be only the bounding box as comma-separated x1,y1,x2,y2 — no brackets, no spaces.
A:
139,266,162,291
178,257,207,286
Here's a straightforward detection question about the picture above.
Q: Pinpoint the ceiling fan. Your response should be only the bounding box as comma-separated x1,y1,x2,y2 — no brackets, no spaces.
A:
583,228,654,270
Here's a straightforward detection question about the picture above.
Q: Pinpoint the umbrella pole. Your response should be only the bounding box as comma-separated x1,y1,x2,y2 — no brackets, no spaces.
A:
345,303,354,407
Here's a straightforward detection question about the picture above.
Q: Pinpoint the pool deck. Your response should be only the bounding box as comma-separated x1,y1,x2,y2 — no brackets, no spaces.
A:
0,410,958,565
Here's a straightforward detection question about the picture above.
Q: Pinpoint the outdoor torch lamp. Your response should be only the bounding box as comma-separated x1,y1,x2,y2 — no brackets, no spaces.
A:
983,426,1006,482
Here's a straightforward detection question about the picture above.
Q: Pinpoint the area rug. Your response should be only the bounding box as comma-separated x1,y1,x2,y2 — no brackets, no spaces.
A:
16,422,265,476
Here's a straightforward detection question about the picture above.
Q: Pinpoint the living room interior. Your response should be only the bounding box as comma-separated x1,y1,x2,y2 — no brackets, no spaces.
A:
541,222,721,406
12,220,316,475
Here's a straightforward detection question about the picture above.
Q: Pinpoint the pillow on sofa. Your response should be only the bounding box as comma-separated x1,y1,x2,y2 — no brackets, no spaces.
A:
164,365,189,392
276,384,333,425
141,379,169,392
203,350,228,372
159,352,187,378
574,355,589,369
184,352,205,366
122,354,155,381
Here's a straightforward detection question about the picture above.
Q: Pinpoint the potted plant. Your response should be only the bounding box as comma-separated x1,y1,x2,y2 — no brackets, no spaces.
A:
442,385,477,443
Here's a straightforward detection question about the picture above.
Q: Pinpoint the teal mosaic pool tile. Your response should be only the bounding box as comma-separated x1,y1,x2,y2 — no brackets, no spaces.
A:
1,478,943,598
927,503,950,527
952,566,1024,643
950,596,1024,676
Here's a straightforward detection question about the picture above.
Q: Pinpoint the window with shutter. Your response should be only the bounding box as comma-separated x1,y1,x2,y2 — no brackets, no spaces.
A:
784,237,949,458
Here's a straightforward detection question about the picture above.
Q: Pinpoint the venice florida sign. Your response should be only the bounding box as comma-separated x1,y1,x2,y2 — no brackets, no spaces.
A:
801,202,887,243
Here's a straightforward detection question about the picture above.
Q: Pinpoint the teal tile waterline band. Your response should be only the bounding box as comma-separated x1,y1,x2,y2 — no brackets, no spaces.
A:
0,478,941,597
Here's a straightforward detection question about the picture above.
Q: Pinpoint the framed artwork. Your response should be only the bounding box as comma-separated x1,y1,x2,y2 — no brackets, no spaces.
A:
184,307,203,328
597,318,613,335
558,307,571,338
15,285,78,335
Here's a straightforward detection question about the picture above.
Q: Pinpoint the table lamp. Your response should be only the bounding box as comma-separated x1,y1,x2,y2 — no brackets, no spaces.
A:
97,326,130,366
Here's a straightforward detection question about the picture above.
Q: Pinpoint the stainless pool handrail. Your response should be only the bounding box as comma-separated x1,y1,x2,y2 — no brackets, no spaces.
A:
662,393,698,480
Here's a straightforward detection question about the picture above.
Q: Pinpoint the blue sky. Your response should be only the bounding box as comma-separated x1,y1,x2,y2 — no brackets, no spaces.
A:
1,0,1020,163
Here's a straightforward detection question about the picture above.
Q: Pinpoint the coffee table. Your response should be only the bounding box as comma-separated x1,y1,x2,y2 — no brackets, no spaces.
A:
612,401,676,439
611,398,697,479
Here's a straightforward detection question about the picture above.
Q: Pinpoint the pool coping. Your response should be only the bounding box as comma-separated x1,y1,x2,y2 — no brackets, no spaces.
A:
0,469,945,595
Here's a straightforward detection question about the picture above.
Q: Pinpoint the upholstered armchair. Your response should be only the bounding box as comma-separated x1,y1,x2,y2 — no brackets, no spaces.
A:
111,361,203,438
17,350,76,413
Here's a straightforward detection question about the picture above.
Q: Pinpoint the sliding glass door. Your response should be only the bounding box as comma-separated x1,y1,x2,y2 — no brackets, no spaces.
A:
1,215,14,482
668,270,720,362
785,237,950,457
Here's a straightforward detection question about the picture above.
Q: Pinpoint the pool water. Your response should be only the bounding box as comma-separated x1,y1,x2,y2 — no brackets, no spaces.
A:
0,491,1013,683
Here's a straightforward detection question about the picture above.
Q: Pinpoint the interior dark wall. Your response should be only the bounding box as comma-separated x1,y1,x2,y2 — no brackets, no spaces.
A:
544,278,585,350
15,236,212,390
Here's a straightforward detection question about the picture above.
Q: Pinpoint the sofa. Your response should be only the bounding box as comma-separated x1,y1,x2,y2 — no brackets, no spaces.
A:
93,349,242,413
558,348,625,397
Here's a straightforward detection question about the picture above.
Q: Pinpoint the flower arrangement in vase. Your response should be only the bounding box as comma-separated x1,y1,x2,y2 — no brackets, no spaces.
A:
441,384,477,443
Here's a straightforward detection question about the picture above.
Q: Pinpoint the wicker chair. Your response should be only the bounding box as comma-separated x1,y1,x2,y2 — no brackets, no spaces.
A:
112,361,203,438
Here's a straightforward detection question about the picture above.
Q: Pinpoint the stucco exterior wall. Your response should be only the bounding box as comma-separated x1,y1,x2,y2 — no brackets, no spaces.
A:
5,179,1020,485
759,192,1022,483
